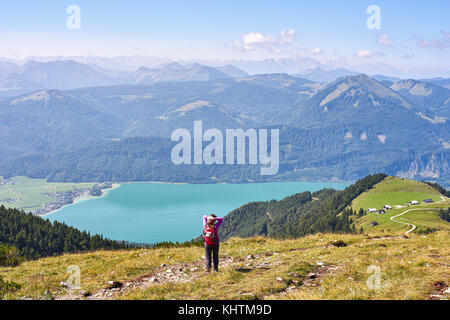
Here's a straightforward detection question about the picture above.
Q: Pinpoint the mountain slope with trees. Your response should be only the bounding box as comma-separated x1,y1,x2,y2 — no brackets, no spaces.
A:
220,174,450,239
220,174,388,239
0,205,130,260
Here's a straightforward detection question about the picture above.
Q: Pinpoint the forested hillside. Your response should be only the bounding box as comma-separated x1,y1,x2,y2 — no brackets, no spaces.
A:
220,174,387,239
0,206,129,259
0,72,449,186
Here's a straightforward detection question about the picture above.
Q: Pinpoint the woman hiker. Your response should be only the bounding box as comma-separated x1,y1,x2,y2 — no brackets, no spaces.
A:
202,214,223,273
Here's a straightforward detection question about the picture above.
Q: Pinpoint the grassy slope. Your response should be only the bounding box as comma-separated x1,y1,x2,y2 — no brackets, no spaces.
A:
397,210,450,231
351,176,442,210
350,176,449,233
1,232,449,300
0,176,94,212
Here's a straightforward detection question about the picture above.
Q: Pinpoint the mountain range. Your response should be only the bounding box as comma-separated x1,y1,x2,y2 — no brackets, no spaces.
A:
1,58,450,96
0,60,449,186
0,60,248,96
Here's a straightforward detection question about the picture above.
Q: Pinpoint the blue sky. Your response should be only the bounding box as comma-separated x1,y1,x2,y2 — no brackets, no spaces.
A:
1,0,449,74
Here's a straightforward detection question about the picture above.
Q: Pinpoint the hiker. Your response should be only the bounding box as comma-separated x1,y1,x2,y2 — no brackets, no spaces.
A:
202,214,223,273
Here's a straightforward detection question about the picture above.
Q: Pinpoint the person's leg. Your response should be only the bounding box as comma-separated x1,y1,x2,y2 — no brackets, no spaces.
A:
205,244,212,272
212,243,220,271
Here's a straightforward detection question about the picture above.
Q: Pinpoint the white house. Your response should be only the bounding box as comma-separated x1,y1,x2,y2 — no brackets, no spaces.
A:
368,208,377,212
410,200,419,205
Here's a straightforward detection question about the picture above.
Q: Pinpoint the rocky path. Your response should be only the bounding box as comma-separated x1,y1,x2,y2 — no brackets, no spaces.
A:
56,255,239,300
55,243,339,300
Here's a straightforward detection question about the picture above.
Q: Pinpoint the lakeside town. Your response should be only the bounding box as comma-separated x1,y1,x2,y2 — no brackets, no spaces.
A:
33,182,114,215
0,179,114,215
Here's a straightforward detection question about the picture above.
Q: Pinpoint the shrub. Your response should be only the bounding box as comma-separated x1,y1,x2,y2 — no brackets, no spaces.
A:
0,275,21,298
0,244,22,267
328,240,347,247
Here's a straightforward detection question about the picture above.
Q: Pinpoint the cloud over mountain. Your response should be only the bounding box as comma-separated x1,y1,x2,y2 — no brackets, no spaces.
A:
356,50,385,58
233,29,296,51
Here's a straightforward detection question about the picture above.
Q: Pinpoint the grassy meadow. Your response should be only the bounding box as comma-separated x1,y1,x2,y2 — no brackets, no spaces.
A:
350,176,449,233
350,176,443,211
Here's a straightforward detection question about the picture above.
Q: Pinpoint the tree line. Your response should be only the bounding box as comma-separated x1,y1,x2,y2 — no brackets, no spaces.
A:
0,205,131,260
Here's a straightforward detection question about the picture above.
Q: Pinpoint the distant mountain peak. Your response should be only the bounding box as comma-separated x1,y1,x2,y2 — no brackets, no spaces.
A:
162,62,184,70
391,79,435,96
18,59,113,90
317,73,412,109
215,65,248,78
132,62,231,84
295,67,358,83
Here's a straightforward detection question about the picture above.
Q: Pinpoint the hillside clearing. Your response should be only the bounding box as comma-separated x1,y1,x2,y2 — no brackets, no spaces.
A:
350,176,442,211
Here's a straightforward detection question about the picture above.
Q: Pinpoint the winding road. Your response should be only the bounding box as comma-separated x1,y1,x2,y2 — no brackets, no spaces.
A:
390,208,442,235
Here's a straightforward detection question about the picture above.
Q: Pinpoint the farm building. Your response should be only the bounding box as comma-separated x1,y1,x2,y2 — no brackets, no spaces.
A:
377,209,386,214
384,205,392,210
368,208,377,212
370,221,378,226
423,199,434,204
410,200,419,205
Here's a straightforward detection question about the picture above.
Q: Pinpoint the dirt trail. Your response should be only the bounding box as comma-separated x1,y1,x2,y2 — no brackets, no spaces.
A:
56,256,238,300
55,244,332,300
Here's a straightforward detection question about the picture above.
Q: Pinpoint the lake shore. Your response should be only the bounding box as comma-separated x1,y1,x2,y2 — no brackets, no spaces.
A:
38,179,352,218
41,183,121,217
44,181,352,244
119,181,187,185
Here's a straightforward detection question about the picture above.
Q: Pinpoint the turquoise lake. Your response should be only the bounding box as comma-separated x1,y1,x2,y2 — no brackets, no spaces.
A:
46,182,350,244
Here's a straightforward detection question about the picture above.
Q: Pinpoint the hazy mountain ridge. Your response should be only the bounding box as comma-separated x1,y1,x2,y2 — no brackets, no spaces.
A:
0,60,250,96
0,73,45,97
286,74,415,128
294,67,359,83
390,79,450,119
0,65,449,185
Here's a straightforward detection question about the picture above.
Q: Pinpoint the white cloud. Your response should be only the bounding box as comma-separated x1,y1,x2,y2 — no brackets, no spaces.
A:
356,50,385,58
309,47,324,55
414,30,450,49
234,29,296,51
279,29,296,44
377,34,392,47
